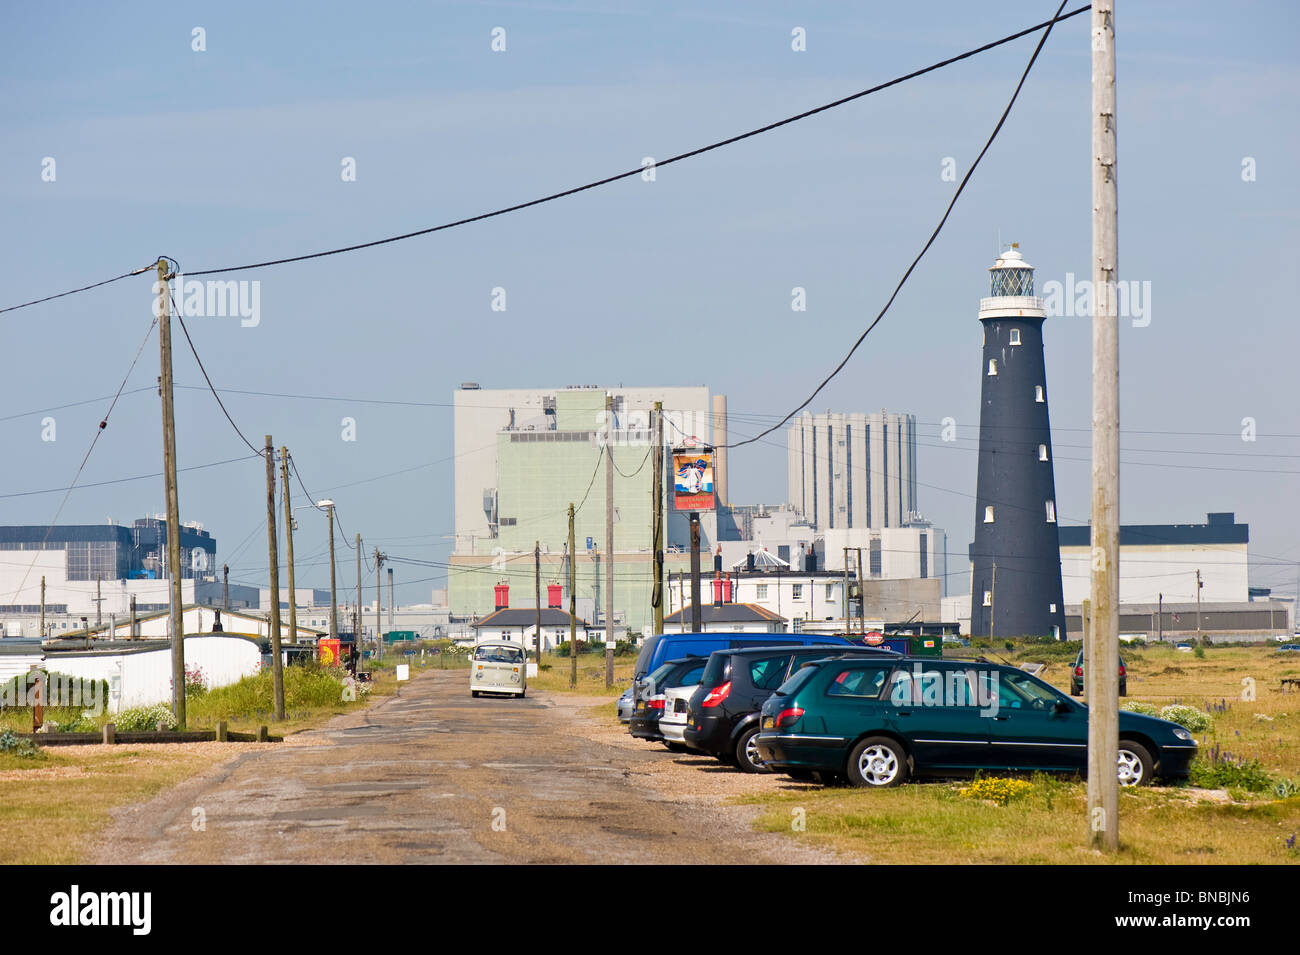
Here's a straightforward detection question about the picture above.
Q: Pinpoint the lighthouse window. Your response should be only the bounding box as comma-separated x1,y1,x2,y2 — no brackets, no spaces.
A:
1034,385,1044,402
1045,500,1057,523
1009,328,1022,345
1050,603,1058,614
983,590,992,607
987,359,998,376
984,506,994,523
1038,444,1049,461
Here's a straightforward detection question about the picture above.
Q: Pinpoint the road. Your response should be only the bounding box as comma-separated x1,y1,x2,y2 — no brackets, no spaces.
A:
91,668,834,864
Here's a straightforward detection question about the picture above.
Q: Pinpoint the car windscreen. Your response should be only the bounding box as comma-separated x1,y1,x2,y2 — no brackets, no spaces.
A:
474,645,524,664
774,663,820,697
645,661,676,687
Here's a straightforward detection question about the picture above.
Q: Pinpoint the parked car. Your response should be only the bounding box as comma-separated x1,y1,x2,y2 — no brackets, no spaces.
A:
628,656,709,745
630,632,858,708
1175,643,1193,652
683,644,898,773
1277,644,1300,653
755,656,1196,787
1069,649,1127,697
659,683,698,750
617,687,635,723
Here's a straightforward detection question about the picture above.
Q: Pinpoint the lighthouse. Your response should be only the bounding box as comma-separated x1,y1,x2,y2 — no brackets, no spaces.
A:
968,245,1066,640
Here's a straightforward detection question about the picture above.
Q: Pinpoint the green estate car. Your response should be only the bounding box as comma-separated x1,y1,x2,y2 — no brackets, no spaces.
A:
754,656,1196,788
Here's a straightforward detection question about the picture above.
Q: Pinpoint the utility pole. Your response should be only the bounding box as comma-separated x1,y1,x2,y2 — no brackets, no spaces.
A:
222,564,230,611
355,533,362,662
387,567,394,631
325,503,338,641
604,394,615,687
130,594,137,639
843,547,850,636
157,258,187,728
280,449,297,647
652,402,665,636
855,546,864,636
264,435,285,721
1087,0,1120,853
1157,592,1162,643
568,503,577,689
95,576,103,628
534,541,542,666
375,548,384,662
689,512,702,634
990,561,997,642
1195,569,1203,640
39,576,45,641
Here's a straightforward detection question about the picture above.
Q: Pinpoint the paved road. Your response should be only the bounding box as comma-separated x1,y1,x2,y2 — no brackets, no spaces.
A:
92,669,828,864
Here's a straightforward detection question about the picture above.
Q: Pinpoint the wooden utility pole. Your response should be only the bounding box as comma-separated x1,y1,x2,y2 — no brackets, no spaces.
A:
95,576,103,628
855,547,864,635
264,435,285,721
1195,569,1203,640
604,394,615,687
326,504,338,641
157,259,187,728
222,564,229,610
689,512,702,633
842,547,850,636
375,548,384,661
990,561,997,642
568,503,577,689
39,576,45,639
1087,0,1120,853
651,402,665,636
1157,592,1162,643
534,541,542,666
354,533,362,661
280,448,297,647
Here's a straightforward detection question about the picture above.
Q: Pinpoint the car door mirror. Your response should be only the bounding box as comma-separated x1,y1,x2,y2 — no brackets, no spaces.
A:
1053,700,1072,715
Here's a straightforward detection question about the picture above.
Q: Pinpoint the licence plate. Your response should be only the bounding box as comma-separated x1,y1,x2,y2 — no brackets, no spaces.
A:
762,716,774,730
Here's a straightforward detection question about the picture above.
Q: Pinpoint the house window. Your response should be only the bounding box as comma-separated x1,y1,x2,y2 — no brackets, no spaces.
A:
1045,500,1056,523
984,505,994,523
756,583,768,600
983,590,992,607
1035,385,1044,403
1009,328,1022,345
988,359,998,376
826,583,836,600
1038,444,1048,461
792,584,803,601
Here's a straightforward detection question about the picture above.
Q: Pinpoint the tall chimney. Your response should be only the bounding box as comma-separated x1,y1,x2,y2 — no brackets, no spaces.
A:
713,394,728,506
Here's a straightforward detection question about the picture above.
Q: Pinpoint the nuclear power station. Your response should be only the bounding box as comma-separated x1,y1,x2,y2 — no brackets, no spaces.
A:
968,246,1067,639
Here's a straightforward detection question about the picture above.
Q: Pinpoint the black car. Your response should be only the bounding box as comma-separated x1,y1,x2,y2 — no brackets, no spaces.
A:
683,644,897,773
628,656,709,745
1070,649,1127,697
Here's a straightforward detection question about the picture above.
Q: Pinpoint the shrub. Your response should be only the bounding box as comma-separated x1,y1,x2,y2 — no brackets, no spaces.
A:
113,704,179,732
1122,701,1159,717
1159,704,1213,733
1189,744,1273,792
1193,646,1206,659
1274,778,1300,799
959,776,1034,806
0,729,43,758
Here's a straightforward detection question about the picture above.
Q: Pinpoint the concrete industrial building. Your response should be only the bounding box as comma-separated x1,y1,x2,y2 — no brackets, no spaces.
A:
968,246,1067,640
449,383,728,634
787,410,918,530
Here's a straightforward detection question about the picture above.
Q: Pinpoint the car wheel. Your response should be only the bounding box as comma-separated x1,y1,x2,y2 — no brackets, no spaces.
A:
846,737,908,788
734,726,773,774
471,691,479,698
1117,740,1154,787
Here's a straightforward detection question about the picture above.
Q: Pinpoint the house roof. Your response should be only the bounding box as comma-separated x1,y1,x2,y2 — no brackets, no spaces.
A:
663,603,787,624
472,608,589,629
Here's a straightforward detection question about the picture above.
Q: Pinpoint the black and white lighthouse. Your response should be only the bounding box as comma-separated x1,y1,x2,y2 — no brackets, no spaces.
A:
968,246,1066,640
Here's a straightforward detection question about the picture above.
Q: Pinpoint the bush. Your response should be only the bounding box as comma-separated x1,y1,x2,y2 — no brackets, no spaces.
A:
1193,646,1206,659
1189,744,1274,792
0,729,43,758
1159,704,1213,733
1122,701,1159,717
112,704,178,732
959,776,1034,806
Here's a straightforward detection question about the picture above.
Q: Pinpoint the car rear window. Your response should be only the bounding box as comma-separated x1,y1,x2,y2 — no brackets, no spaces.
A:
645,662,676,687
672,662,707,687
700,653,729,687
774,664,819,697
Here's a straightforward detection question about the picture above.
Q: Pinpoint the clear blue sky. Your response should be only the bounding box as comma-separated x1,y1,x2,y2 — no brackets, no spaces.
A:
2,1,1297,603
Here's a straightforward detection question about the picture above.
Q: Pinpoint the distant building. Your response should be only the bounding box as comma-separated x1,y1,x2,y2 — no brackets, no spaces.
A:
787,410,918,531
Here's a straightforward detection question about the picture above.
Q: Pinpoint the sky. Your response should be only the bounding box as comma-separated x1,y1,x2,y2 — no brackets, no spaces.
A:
1,0,1297,606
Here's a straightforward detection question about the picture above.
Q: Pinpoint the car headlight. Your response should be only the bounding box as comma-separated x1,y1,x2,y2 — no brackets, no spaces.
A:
1172,727,1193,741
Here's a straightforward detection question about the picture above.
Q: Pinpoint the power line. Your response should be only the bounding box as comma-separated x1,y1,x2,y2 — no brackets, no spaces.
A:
723,0,1074,450
0,453,259,501
0,4,1088,317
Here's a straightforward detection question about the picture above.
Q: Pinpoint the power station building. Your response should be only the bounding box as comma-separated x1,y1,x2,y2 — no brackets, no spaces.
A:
968,246,1067,639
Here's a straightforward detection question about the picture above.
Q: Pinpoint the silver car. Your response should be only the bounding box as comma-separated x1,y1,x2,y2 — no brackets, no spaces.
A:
617,686,635,723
